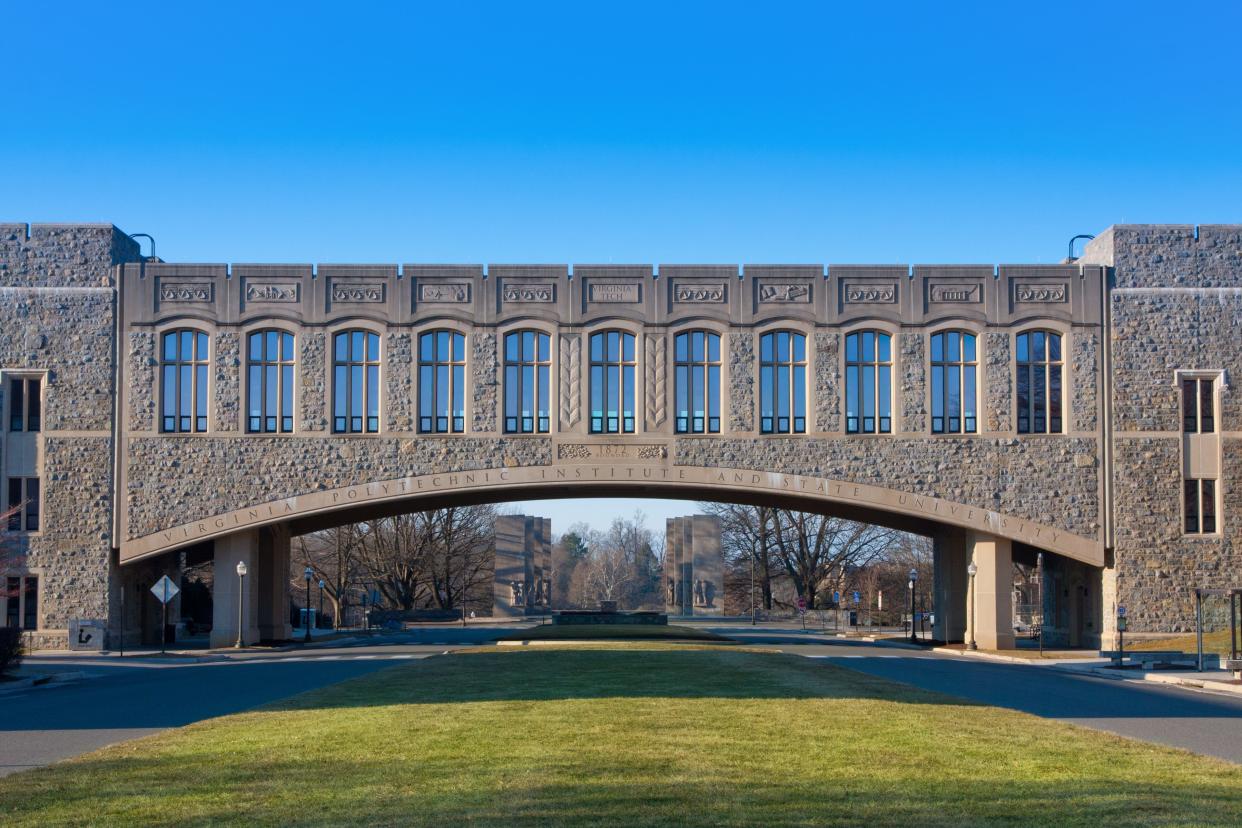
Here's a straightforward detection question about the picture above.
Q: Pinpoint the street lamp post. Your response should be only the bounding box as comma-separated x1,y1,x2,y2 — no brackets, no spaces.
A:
908,568,918,644
234,561,248,649
318,579,325,627
1036,553,1045,657
750,548,756,626
303,567,314,643
967,562,978,650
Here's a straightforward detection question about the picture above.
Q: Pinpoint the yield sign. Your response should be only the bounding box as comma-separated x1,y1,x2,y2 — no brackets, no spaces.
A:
150,575,180,604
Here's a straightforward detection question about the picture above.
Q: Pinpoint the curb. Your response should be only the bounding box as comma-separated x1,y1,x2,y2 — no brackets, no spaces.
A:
0,670,85,696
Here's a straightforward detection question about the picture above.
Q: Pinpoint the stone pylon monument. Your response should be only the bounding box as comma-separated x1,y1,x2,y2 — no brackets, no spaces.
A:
493,515,552,617
664,515,724,616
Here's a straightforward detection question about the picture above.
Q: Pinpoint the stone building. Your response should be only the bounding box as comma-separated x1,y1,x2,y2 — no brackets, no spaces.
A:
493,514,551,617
663,515,723,616
0,221,1237,650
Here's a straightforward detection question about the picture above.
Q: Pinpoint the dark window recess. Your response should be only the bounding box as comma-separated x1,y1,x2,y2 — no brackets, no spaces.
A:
8,377,40,433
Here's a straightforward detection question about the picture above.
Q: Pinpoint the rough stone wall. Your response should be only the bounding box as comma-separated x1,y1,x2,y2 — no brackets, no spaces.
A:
1072,332,1098,433
0,224,140,643
385,332,413,432
814,332,840,432
984,332,1011,433
899,333,925,432
299,331,327,432
127,331,156,432
728,332,754,432
1099,227,1242,631
213,331,240,432
675,436,1100,541
125,436,553,539
471,332,497,433
0,223,138,287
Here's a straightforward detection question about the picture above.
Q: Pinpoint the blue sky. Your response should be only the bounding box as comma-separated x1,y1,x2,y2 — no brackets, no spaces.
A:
4,1,1239,531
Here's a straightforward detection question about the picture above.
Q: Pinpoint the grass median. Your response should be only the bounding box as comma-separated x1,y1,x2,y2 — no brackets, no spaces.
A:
2,644,1240,826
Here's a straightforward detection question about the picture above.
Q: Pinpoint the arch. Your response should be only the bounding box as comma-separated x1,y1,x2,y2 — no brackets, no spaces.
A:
118,462,1104,567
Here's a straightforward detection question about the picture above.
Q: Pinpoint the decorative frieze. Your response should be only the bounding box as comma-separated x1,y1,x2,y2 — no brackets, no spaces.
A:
758,281,811,303
504,283,555,303
1015,283,1068,303
419,282,471,303
843,283,897,304
331,283,385,303
159,282,213,303
929,283,981,303
588,283,639,303
245,282,299,303
674,282,727,303
557,443,668,461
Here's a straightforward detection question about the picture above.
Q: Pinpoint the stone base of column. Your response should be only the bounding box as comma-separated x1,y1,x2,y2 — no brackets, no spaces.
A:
967,532,1014,650
211,530,262,649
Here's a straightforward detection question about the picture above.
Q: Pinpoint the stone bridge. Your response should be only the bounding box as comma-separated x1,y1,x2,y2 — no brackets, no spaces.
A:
3,222,1239,651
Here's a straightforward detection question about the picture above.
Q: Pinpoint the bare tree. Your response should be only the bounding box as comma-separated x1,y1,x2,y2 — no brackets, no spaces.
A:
700,501,778,610
567,512,661,609
769,511,897,609
294,524,365,626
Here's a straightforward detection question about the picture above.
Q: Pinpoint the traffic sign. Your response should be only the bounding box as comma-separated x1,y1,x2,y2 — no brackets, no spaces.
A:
150,575,180,604
1117,605,1127,617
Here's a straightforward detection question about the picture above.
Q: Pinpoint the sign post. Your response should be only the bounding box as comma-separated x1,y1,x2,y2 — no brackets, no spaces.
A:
1116,605,1127,665
150,575,180,655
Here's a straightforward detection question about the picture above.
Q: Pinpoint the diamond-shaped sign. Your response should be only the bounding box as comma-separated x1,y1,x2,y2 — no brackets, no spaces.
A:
150,575,180,604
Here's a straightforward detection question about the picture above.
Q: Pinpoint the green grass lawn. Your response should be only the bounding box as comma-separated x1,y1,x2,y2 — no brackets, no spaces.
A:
1128,629,1235,657
2,645,1241,827
498,623,730,642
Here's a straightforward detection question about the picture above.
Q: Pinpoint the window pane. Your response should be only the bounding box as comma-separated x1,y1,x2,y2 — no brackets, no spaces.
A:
1048,333,1061,362
606,332,619,362
9,378,22,431
622,365,635,431
846,366,859,429
776,332,789,363
760,366,773,421
1032,331,1045,362
946,332,959,362
947,365,960,432
452,365,464,429
862,365,875,430
845,333,858,363
707,365,720,429
760,334,773,363
962,333,975,363
505,333,519,363
1185,479,1200,533
1202,480,1216,533
452,333,465,363
537,365,550,430
877,333,890,364
164,332,178,361
352,331,364,362
930,333,943,363
878,366,891,432
420,333,433,362
197,333,208,360
692,364,704,420
793,366,805,432
537,333,549,363
1049,365,1062,433
281,365,294,428
792,333,805,363
676,365,688,428
367,366,379,428
1016,333,1028,363
1017,365,1031,434
25,478,38,531
931,366,944,425
180,331,193,361
419,366,434,423
1032,365,1046,433
707,333,720,363
590,333,604,362
962,365,976,431
1201,380,1215,433
622,333,634,363
352,366,364,423
862,331,874,362
437,365,450,426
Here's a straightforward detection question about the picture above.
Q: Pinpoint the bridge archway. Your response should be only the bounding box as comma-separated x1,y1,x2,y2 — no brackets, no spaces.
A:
119,464,1102,651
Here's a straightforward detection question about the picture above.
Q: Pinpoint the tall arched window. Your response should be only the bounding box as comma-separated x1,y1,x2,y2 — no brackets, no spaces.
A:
589,330,636,433
419,331,466,433
674,330,721,434
1016,330,1062,434
333,330,380,434
247,330,295,433
759,330,806,434
930,331,977,434
504,330,550,433
845,331,892,434
160,329,209,433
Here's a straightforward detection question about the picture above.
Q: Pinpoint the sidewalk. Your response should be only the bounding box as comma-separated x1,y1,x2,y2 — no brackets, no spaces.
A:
925,643,1242,697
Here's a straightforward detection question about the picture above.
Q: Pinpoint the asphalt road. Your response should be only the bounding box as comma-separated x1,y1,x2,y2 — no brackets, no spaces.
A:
6,626,1242,779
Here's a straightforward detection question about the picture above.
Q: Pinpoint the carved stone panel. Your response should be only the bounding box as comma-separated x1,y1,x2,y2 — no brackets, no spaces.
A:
645,334,667,429
928,283,982,304
843,283,897,304
331,283,385,303
559,334,581,427
504,283,555,303
757,281,812,303
674,282,727,303
245,282,299,303
1015,283,1068,303
588,283,640,303
159,282,213,303
418,282,471,303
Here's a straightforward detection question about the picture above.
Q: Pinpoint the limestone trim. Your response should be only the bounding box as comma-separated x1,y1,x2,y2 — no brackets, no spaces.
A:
119,462,1103,566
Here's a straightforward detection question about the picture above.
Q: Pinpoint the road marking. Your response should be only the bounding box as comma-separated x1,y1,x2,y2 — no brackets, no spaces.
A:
355,655,377,660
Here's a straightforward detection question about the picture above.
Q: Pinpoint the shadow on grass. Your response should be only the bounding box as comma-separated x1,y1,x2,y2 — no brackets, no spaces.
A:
4,752,1242,827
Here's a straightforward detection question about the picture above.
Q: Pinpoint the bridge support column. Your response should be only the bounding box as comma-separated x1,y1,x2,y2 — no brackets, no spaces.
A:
966,532,1014,650
211,530,262,649
933,528,967,643
257,525,292,642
